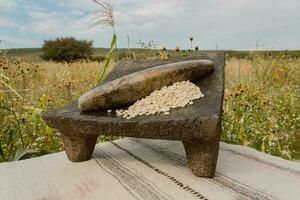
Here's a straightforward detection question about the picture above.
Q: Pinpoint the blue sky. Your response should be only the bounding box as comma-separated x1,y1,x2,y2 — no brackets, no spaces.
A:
0,0,299,50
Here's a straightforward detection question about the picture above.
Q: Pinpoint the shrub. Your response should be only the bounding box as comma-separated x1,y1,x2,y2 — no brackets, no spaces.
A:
117,51,136,60
41,37,93,62
89,56,106,62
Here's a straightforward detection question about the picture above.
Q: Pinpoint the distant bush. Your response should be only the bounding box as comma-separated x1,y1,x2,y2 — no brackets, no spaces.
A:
226,50,300,59
41,37,93,62
117,51,136,60
89,56,106,62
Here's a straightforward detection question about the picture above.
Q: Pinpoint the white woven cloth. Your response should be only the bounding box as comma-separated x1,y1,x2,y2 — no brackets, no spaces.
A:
0,138,299,200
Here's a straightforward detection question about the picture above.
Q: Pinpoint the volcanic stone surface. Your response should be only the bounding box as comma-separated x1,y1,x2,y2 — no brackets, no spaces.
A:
78,60,214,112
42,51,224,177
42,51,224,141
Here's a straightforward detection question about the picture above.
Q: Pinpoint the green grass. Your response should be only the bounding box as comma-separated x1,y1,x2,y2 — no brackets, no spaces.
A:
223,55,300,160
0,49,299,162
6,48,300,60
226,50,300,59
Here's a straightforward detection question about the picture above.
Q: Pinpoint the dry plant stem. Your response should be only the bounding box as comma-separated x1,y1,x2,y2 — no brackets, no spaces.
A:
92,0,115,27
91,0,117,82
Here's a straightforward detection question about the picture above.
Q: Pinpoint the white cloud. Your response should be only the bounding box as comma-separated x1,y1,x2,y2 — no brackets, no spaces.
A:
23,8,109,46
0,34,40,47
0,0,18,10
46,0,96,11
0,16,27,35
27,10,53,19
0,17,18,28
1,0,300,49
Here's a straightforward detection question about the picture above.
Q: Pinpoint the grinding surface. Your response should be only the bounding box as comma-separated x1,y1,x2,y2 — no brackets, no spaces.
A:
79,60,214,112
42,51,224,141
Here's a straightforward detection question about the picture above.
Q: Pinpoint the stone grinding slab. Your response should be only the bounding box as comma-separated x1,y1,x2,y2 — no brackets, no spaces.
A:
42,51,224,141
78,59,214,112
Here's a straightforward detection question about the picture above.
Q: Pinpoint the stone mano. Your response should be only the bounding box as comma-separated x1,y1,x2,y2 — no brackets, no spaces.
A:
42,51,224,178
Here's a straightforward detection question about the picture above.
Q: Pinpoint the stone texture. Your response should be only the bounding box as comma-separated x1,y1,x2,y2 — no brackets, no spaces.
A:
78,60,214,112
182,138,219,178
42,51,225,177
61,133,98,162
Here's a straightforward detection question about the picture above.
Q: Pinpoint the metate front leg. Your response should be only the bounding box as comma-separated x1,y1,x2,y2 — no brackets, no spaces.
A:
62,133,98,162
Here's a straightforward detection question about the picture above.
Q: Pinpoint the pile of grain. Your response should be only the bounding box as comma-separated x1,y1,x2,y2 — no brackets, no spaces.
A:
115,81,204,119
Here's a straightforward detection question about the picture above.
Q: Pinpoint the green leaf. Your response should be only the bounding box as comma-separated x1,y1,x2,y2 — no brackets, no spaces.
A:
108,33,117,54
7,130,15,146
13,149,50,161
98,33,117,83
0,139,4,159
